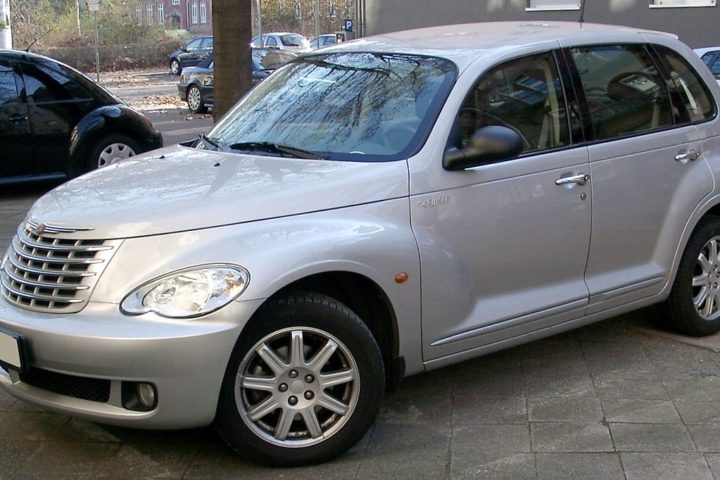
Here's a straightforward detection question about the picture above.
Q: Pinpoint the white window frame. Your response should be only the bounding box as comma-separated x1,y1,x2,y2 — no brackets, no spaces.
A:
199,0,207,23
171,0,179,5
650,0,716,7
157,2,164,25
191,1,198,24
146,2,153,24
136,4,142,25
526,0,581,11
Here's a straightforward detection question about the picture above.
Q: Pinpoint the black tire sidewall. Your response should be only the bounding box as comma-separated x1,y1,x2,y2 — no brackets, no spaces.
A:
215,293,385,467
171,58,181,75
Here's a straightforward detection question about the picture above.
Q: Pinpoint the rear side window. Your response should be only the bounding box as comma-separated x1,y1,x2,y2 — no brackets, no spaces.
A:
20,61,92,103
454,51,571,154
655,45,715,124
0,61,19,104
571,44,673,141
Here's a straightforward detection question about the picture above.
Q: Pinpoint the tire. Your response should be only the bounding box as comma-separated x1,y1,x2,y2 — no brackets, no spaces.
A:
170,58,181,75
660,217,720,336
85,134,141,173
215,292,384,467
187,85,207,113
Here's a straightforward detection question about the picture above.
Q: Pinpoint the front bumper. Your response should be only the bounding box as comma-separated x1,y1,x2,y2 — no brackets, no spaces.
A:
0,298,263,429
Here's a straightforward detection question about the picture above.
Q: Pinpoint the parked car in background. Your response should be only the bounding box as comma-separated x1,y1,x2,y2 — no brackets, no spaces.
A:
0,50,162,184
178,49,296,113
309,34,337,49
250,32,310,53
169,36,213,75
699,48,720,85
3,22,720,468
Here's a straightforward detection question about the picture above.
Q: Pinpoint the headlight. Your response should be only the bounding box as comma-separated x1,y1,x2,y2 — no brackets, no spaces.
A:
201,75,213,86
121,264,250,318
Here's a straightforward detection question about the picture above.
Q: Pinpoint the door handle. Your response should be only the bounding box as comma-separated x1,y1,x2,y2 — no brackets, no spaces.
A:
675,149,701,164
9,114,28,125
555,173,589,186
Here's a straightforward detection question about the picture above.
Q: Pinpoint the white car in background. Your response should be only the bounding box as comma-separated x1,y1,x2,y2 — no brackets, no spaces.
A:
251,32,311,53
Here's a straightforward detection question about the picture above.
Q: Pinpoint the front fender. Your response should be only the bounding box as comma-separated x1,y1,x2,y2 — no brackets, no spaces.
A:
91,198,424,375
67,105,162,177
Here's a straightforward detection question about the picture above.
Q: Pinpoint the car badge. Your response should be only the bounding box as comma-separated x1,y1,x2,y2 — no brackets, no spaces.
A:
34,223,47,235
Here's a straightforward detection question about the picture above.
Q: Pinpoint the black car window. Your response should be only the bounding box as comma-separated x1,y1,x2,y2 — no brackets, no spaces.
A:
265,36,278,47
200,37,213,49
701,52,717,66
570,44,673,141
707,55,720,76
453,51,570,154
20,61,92,103
186,38,203,51
654,45,715,124
0,61,19,105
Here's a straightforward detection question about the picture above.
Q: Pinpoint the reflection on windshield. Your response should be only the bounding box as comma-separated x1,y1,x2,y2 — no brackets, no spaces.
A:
208,52,456,162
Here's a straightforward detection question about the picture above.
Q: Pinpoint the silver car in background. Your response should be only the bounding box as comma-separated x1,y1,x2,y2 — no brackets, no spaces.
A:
2,22,720,466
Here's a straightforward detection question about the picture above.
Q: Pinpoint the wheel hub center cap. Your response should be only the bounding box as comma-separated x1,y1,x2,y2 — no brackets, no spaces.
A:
290,380,305,394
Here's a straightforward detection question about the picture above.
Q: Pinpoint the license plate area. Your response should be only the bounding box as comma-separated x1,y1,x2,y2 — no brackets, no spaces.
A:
0,327,28,373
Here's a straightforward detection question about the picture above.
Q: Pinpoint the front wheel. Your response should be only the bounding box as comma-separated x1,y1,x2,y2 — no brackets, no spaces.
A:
170,58,181,75
85,134,140,173
187,85,206,113
660,217,720,336
216,292,384,467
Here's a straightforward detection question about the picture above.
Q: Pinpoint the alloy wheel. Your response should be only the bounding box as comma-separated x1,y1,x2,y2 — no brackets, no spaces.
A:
97,143,136,168
692,235,720,321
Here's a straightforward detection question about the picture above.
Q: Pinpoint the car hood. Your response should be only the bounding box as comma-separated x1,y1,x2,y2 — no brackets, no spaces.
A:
27,145,410,240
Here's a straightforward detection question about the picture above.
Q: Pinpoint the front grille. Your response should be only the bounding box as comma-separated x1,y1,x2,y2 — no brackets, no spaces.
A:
20,367,111,403
0,224,121,313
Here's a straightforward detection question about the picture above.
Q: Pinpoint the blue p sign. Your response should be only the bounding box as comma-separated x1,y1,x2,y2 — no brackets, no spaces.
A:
344,18,353,32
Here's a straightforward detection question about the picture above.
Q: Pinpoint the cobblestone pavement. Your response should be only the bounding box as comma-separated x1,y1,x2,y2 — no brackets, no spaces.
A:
2,185,720,480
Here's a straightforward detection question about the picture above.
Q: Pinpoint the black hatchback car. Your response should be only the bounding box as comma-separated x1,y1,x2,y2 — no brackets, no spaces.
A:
1,50,162,185
169,36,213,75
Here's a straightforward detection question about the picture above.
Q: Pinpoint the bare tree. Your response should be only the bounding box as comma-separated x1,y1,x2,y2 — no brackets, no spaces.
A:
212,0,252,120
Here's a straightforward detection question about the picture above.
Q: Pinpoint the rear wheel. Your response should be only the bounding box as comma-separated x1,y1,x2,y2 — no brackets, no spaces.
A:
660,217,720,336
216,292,384,467
187,85,206,113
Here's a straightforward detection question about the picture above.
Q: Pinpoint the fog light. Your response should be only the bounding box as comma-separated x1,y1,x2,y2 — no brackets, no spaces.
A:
121,381,157,412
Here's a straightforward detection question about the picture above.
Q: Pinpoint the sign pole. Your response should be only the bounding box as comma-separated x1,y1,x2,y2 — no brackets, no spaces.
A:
94,9,99,81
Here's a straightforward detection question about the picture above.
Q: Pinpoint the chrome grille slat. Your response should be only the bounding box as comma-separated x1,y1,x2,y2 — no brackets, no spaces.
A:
1,223,121,313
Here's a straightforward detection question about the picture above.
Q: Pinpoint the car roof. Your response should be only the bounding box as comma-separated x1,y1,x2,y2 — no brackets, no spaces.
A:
323,21,678,69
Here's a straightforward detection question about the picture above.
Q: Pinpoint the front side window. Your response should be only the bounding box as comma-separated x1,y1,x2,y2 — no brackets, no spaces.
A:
207,53,456,161
20,61,91,103
570,44,673,141
452,52,570,154
265,36,278,47
186,38,202,51
654,45,715,123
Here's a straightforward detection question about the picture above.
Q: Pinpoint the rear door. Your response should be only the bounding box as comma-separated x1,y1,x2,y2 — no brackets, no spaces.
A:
0,58,33,179
569,44,715,313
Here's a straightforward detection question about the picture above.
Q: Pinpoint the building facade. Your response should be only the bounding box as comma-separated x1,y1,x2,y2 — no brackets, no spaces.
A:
136,0,212,35
362,0,720,48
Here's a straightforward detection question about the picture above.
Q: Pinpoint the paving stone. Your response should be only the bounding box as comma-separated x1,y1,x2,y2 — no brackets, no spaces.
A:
531,422,613,453
536,453,623,480
591,368,669,400
452,424,530,455
664,377,720,403
621,453,713,480
0,440,43,478
611,424,696,452
381,394,453,426
602,399,682,424
453,370,525,397
395,368,454,398
452,453,535,480
523,371,596,399
688,425,720,453
453,395,526,425
705,453,720,479
18,441,120,477
528,396,603,423
0,411,70,441
675,401,720,425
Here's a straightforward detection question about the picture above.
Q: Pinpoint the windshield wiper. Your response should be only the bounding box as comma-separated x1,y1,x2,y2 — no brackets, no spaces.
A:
227,142,321,160
199,134,220,150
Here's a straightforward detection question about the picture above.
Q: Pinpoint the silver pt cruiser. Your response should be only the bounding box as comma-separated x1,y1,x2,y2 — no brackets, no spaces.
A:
2,22,720,466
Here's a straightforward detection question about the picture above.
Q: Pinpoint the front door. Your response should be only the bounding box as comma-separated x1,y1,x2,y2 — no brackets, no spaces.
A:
413,51,592,361
0,58,33,179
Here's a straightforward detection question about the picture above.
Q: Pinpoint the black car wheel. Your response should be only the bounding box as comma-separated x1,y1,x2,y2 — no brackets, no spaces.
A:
85,134,140,173
187,85,207,113
170,58,181,75
215,292,384,467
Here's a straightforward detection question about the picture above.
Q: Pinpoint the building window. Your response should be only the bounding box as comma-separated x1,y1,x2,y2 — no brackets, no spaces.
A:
526,0,581,10
650,0,716,7
157,2,164,25
136,4,142,25
146,2,153,24
171,0,179,4
191,1,198,23
200,0,207,23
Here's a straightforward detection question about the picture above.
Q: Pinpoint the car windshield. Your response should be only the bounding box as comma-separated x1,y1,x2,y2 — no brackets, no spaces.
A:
280,34,308,47
207,52,456,161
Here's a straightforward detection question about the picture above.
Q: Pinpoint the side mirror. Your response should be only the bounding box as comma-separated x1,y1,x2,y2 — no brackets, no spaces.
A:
180,46,188,52
443,125,523,171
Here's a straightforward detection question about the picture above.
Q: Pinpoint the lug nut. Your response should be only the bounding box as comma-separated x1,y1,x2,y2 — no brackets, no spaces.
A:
288,396,298,406
289,370,298,378
304,391,314,400
305,374,314,383
278,383,288,392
